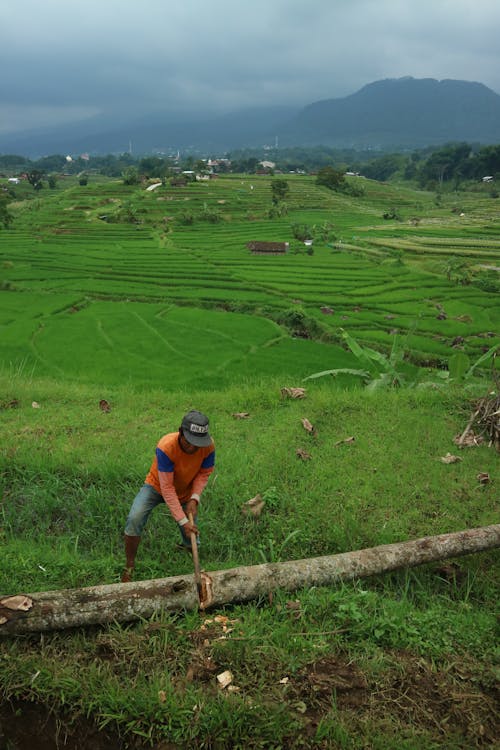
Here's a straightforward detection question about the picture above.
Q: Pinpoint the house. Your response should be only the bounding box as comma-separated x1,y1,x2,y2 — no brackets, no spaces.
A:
247,241,289,255
259,160,276,170
8,177,20,184
482,176,494,183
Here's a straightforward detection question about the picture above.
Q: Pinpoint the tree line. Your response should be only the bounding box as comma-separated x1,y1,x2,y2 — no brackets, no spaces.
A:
1,142,499,189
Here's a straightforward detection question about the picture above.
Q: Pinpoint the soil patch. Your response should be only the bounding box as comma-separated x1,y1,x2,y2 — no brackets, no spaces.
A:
287,650,499,746
0,700,126,750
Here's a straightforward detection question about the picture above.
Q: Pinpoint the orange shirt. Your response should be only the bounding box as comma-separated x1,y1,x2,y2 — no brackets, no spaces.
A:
145,432,215,522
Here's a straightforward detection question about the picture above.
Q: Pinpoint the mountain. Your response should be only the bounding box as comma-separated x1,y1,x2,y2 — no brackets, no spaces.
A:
281,77,500,148
1,77,500,157
0,106,298,158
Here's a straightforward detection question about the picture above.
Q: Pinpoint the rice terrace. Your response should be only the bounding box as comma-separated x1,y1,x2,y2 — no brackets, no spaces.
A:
0,168,499,748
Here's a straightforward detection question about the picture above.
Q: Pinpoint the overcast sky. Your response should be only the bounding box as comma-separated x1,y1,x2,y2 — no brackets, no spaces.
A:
1,0,499,135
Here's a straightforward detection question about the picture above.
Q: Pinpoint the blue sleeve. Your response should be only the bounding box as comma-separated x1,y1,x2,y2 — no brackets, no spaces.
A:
156,447,174,472
202,450,215,469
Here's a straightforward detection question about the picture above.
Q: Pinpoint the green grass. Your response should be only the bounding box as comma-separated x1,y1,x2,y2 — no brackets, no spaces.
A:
1,175,499,748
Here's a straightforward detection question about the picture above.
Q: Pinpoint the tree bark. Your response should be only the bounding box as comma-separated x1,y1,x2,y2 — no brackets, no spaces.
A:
1,524,499,635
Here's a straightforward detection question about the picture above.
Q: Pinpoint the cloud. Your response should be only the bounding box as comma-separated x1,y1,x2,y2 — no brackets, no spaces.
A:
0,0,499,134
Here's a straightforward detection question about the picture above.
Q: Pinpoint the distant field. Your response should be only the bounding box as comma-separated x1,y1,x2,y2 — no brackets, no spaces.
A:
1,174,498,387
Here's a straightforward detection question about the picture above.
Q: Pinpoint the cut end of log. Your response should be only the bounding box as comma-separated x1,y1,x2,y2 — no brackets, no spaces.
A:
199,572,214,611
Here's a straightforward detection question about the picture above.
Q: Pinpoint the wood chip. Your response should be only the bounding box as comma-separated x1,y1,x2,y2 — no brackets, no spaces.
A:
232,412,250,419
217,670,233,689
0,595,33,611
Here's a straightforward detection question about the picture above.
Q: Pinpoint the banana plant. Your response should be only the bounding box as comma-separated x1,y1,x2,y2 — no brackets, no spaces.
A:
304,328,498,390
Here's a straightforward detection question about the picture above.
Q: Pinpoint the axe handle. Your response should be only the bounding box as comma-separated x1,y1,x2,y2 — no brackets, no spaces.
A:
188,512,202,595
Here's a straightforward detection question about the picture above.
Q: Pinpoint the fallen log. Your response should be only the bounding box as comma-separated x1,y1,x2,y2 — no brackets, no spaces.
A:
1,524,499,635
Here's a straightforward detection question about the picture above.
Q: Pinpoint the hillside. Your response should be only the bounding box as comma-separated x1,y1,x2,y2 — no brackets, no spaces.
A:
1,173,499,392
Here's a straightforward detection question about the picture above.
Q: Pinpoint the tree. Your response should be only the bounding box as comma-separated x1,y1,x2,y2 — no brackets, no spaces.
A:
316,166,345,190
2,524,498,632
27,170,44,191
138,156,170,179
271,179,289,204
0,195,13,228
122,166,139,185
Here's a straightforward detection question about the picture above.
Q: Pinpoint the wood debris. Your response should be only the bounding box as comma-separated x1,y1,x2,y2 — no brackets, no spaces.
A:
232,412,250,419
455,392,500,452
453,431,485,448
99,399,111,412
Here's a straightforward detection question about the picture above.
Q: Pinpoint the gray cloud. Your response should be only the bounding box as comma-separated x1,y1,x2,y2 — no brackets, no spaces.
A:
1,0,499,134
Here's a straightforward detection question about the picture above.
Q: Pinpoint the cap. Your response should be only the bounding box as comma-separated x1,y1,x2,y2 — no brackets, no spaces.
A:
181,410,212,447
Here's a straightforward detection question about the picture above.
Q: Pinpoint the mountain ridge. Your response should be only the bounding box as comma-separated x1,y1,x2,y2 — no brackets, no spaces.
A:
1,77,500,157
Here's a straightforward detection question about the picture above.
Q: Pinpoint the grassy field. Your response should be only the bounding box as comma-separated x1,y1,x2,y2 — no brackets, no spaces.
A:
1,174,499,390
0,174,499,748
0,375,499,748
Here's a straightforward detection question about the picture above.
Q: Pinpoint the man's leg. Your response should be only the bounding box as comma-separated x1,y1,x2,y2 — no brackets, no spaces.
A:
122,484,163,582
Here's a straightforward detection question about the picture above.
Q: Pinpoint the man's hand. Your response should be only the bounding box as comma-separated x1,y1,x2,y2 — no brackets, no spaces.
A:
184,499,198,519
183,520,198,537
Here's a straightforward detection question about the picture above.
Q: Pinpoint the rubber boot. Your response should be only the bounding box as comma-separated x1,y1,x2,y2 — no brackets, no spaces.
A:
121,534,140,583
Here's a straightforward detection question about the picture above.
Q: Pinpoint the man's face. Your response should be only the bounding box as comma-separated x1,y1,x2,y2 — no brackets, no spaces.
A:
179,432,199,454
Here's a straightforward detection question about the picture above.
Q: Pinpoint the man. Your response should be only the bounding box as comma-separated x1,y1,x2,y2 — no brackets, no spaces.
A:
121,410,215,582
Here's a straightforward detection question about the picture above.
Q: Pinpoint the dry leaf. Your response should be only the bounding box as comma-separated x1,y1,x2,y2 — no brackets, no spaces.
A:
31,401,40,409
440,453,462,464
99,399,111,412
242,493,265,518
158,690,167,703
217,670,233,689
279,677,289,685
477,472,490,484
281,387,306,399
0,616,7,625
232,412,250,419
334,436,355,446
286,600,301,610
296,448,312,460
2,399,20,409
0,595,33,611
301,418,316,435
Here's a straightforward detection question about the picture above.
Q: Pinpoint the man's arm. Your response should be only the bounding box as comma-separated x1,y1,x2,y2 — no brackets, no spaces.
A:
190,449,215,503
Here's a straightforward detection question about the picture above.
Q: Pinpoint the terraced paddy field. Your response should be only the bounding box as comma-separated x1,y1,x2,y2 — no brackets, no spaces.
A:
1,174,498,388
